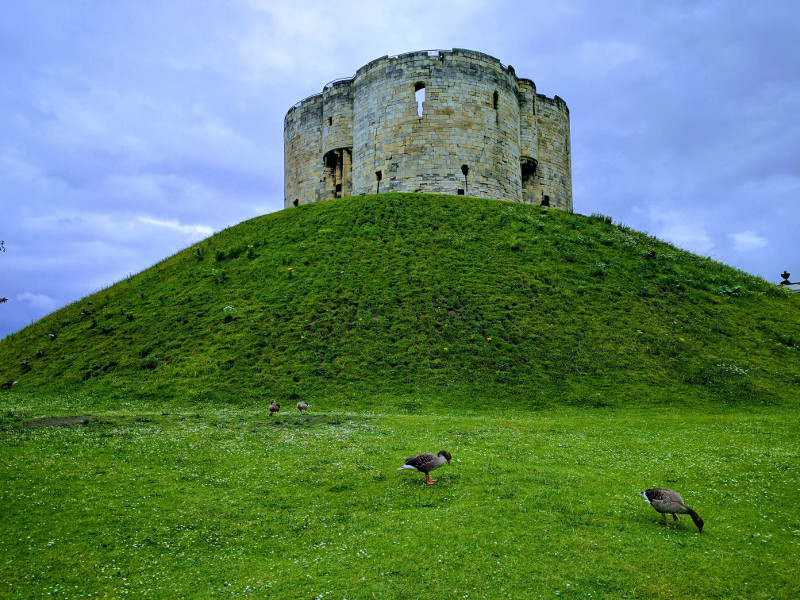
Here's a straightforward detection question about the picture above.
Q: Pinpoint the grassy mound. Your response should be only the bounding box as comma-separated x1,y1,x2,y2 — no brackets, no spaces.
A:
1,193,798,408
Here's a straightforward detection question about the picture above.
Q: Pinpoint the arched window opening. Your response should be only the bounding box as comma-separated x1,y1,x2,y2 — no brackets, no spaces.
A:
375,170,382,193
461,164,469,194
492,91,499,110
293,199,299,207
414,82,426,117
541,195,550,207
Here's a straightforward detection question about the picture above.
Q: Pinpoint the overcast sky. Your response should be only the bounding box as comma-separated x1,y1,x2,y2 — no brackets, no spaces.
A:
1,0,798,338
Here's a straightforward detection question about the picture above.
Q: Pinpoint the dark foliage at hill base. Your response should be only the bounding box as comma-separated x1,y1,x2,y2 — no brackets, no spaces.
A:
1,194,798,409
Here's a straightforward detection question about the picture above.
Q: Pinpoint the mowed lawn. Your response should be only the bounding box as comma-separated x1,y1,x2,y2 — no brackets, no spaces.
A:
1,401,798,599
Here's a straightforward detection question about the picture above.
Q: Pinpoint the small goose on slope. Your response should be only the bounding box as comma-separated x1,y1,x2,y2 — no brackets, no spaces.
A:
269,400,280,417
640,488,704,532
398,450,452,485
296,401,309,414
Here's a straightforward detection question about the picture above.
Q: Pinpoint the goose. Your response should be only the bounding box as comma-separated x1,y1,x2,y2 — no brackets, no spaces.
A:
269,400,280,417
296,401,309,414
640,488,704,532
398,450,452,485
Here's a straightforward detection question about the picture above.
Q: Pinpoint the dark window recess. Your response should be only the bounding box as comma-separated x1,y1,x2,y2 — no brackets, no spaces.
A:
327,117,333,126
521,159,537,183
323,148,350,199
375,170,382,193
541,195,550,207
457,189,465,196
493,91,499,110
293,199,299,207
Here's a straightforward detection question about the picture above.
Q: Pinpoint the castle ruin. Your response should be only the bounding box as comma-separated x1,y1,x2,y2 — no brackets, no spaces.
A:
284,49,572,210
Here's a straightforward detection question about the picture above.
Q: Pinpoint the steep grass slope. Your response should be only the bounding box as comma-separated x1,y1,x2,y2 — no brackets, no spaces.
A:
1,194,798,408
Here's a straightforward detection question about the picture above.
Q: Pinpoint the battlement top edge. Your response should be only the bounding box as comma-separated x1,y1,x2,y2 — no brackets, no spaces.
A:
286,92,323,119
288,49,565,115
352,48,515,80
323,77,355,91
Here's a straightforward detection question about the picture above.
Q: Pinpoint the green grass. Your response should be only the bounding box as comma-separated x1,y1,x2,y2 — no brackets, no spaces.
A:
2,193,799,598
1,193,798,409
1,400,798,599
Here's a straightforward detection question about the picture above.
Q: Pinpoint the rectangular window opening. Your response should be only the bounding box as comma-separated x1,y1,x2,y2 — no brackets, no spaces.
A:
414,82,426,117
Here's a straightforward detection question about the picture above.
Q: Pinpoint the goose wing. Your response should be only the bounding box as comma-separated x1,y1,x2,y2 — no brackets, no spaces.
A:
643,488,686,512
404,453,438,472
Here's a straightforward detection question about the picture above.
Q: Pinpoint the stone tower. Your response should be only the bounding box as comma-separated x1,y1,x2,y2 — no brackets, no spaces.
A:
284,49,571,211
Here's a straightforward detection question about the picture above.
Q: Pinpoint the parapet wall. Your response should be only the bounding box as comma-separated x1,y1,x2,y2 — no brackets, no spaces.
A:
284,49,572,210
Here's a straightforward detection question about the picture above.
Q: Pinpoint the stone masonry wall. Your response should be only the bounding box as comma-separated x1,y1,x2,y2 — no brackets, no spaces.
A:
535,94,571,210
284,95,322,206
284,49,571,211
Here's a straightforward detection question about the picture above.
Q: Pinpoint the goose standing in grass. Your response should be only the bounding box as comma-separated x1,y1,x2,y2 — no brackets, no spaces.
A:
296,401,309,414
640,488,704,532
269,400,280,417
398,450,452,485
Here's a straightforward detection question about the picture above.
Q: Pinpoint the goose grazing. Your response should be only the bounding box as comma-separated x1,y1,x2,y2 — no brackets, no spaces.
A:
269,400,280,417
640,488,704,532
296,401,309,414
398,450,452,485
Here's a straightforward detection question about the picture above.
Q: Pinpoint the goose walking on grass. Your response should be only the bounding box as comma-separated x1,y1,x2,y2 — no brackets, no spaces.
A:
640,488,704,532
296,401,309,414
398,450,452,485
269,400,280,417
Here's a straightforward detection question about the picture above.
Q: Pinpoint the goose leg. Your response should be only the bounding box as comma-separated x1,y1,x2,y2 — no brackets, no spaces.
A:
672,514,681,522
425,473,436,485
663,514,670,527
